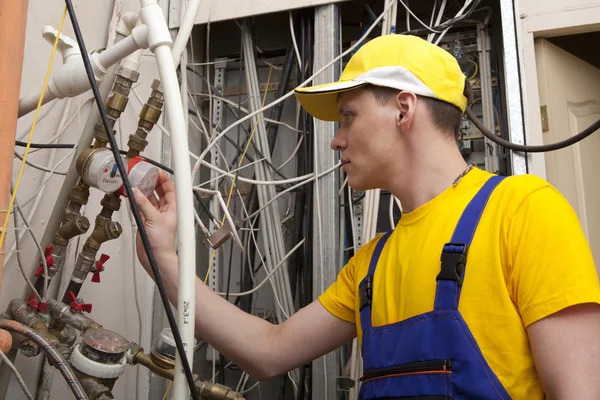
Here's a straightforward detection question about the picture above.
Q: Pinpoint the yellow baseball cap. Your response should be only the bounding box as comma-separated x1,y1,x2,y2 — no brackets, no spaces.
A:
294,34,467,122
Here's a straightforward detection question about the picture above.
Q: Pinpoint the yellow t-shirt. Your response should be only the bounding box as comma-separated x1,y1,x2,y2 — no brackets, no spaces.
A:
319,168,600,398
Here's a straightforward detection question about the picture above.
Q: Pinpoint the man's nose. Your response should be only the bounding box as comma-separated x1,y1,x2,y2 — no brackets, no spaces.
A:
330,131,347,151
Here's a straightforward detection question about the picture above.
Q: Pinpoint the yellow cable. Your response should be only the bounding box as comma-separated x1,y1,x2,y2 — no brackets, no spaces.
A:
204,66,273,284
0,7,68,250
162,381,172,400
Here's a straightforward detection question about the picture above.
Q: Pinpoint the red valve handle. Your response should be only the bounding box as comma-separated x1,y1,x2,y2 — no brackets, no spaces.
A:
68,291,92,313
35,245,55,277
27,294,48,313
91,254,110,283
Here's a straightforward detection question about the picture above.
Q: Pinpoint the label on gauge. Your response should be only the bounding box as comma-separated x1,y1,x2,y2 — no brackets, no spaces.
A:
96,160,123,193
83,149,124,193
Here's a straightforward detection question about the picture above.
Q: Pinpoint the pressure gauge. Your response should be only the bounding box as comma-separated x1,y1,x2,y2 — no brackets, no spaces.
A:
119,156,159,198
77,148,123,193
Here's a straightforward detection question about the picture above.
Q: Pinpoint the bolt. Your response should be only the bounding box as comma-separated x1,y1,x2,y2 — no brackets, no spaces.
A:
151,79,162,91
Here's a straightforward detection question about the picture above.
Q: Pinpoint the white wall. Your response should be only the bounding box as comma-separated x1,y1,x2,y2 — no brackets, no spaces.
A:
2,1,172,398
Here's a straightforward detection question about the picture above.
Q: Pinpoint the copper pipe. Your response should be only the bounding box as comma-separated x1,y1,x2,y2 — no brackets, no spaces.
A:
0,0,30,354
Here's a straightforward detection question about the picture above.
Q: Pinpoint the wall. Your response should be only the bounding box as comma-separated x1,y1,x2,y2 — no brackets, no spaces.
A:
1,0,173,398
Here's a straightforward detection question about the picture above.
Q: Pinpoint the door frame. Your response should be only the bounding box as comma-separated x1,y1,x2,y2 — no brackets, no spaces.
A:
519,1,600,178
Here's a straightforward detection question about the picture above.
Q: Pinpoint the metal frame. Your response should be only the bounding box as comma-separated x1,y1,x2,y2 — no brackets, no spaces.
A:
499,0,528,175
312,4,341,400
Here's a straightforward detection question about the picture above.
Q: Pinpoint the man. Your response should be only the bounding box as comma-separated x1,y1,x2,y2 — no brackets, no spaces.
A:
133,34,600,398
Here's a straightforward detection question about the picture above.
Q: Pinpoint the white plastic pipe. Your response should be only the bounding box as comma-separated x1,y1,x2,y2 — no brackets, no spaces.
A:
18,28,148,117
172,0,201,69
140,1,196,398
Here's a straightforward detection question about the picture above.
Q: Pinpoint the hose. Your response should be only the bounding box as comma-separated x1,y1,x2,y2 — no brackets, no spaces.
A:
0,319,88,400
466,107,600,153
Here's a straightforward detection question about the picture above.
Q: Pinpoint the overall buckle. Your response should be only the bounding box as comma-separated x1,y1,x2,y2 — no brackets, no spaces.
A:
437,243,468,286
359,276,373,311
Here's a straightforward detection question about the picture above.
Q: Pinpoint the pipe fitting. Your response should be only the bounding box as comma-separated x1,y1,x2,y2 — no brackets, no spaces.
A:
57,215,90,242
116,12,140,37
139,3,172,51
48,299,102,333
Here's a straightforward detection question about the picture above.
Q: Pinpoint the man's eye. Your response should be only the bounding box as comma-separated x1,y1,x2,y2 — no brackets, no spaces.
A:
343,114,353,122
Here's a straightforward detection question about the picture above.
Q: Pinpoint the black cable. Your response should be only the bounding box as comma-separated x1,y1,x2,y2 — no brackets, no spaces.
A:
465,108,600,153
63,2,199,398
14,140,216,222
14,141,73,149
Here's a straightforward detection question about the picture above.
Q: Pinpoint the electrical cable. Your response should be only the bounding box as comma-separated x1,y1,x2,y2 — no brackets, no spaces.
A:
216,239,305,297
62,1,199,398
192,0,396,181
465,107,600,153
14,140,177,175
0,350,34,400
13,151,68,176
12,190,47,301
16,147,77,210
0,6,68,250
162,381,172,400
289,12,302,71
0,319,88,399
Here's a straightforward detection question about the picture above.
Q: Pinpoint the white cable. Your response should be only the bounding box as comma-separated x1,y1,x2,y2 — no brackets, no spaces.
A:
26,97,94,155
434,27,452,45
192,1,396,180
17,148,77,209
188,58,240,66
216,239,304,297
398,0,441,34
235,189,291,320
405,0,411,31
240,164,341,222
192,188,243,250
289,11,302,71
12,203,44,302
13,152,67,176
276,133,303,171
16,100,59,141
194,158,266,189
191,92,302,132
199,159,340,187
428,0,447,41
0,350,34,400
4,98,74,268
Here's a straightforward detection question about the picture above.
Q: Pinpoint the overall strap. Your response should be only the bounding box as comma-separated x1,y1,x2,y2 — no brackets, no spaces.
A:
434,175,505,311
359,231,393,333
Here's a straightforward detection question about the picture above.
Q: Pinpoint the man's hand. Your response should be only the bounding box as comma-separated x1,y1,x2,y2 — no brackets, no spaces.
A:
131,170,178,277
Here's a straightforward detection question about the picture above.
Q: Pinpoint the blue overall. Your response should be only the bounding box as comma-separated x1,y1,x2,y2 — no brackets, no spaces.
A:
358,176,511,399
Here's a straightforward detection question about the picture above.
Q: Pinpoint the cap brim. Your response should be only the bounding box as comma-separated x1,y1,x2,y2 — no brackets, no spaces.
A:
294,81,367,122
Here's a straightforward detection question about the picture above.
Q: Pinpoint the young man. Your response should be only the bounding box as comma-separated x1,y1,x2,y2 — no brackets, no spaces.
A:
133,34,600,398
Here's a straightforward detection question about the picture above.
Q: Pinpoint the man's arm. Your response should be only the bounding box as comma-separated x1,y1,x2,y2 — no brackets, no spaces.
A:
528,303,600,399
133,173,356,380
157,253,356,380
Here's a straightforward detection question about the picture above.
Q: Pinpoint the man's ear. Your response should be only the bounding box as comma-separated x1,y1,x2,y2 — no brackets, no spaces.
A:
395,91,418,131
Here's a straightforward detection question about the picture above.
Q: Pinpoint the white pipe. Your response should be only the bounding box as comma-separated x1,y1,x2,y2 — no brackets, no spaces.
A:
141,1,196,398
172,0,202,69
155,43,196,400
18,26,148,118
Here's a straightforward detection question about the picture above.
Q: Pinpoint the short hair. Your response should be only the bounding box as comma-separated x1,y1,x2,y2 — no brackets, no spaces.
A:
364,81,473,138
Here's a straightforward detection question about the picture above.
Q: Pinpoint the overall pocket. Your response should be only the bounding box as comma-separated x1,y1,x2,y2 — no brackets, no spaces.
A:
360,360,452,400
